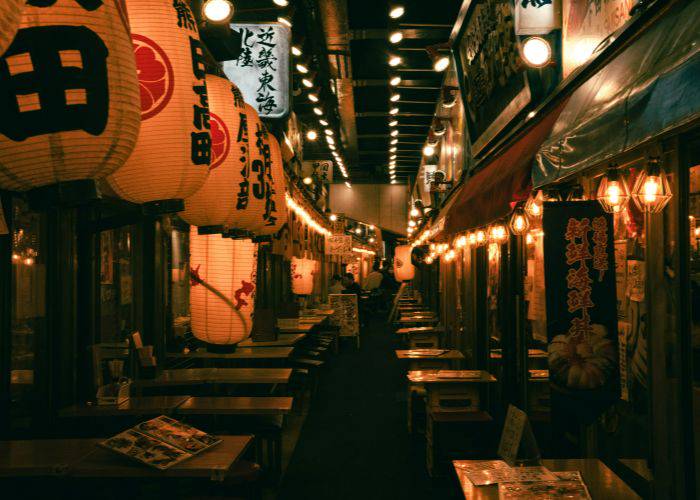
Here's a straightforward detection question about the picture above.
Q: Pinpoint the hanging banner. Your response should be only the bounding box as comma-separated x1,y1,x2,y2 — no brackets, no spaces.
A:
223,23,290,119
515,0,562,35
543,201,619,425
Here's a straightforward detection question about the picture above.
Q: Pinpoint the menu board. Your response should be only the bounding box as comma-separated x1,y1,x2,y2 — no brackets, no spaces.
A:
329,293,359,340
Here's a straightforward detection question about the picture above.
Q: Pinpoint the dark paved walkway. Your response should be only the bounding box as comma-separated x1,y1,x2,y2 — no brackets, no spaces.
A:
278,317,458,500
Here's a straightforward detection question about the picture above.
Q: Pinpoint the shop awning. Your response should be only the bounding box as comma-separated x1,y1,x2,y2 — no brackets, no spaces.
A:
441,99,567,236
534,0,700,188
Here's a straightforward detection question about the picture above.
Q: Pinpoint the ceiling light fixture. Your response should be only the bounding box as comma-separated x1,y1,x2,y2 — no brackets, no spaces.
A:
202,0,234,23
433,56,450,72
291,46,302,56
423,145,435,156
390,107,399,115
296,63,309,73
390,147,397,152
313,107,323,116
389,5,405,19
306,130,317,141
319,119,328,126
522,36,552,68
388,119,398,127
390,129,399,137
389,31,403,44
390,138,398,145
273,0,289,5
324,129,333,136
389,75,401,86
390,93,400,102
301,78,313,88
388,55,402,67
308,93,319,102
277,16,292,28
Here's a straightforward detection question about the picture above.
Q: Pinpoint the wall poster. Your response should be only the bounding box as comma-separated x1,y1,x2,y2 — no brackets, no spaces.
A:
542,201,619,425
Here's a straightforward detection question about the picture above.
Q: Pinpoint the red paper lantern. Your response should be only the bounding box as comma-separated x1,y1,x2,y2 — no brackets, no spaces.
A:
180,75,245,228
253,133,287,235
394,245,415,281
0,1,24,56
108,0,210,209
291,257,315,295
189,228,258,345
0,0,140,191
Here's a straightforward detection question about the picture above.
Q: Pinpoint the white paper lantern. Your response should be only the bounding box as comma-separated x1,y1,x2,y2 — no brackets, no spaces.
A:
108,0,210,208
180,75,245,228
291,257,315,295
253,132,288,235
189,228,258,345
0,0,23,56
0,0,140,191
394,245,415,281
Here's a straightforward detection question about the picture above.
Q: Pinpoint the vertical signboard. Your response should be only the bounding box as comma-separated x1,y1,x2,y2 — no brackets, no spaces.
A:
543,201,619,425
223,23,291,118
453,0,532,155
515,0,562,35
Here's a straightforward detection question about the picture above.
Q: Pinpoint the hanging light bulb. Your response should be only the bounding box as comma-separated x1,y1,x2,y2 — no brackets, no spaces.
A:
631,157,672,213
329,214,338,222
433,55,450,72
313,107,323,116
308,93,319,102
444,249,456,262
509,207,530,235
526,232,535,245
273,0,289,5
456,235,467,248
389,31,403,44
296,63,309,73
319,119,329,126
424,255,434,265
410,207,420,218
301,78,313,88
596,164,630,213
389,55,402,67
468,232,477,246
390,107,399,115
408,219,416,228
489,224,508,244
277,16,292,28
355,227,362,235
475,229,486,246
525,191,543,219
302,176,313,185
291,45,302,56
306,130,317,141
389,5,405,18
390,75,402,86
522,36,552,68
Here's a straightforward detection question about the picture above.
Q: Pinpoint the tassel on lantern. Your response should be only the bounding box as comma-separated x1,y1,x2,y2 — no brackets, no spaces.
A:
108,0,211,212
0,0,140,194
189,228,258,346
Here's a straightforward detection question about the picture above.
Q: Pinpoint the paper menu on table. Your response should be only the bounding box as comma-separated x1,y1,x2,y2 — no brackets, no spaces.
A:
498,478,591,499
436,370,482,379
465,466,558,486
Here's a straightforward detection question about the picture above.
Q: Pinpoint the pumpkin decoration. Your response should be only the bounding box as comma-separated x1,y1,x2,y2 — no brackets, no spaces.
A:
394,245,415,282
0,0,24,56
189,227,258,346
107,0,210,210
291,257,315,295
180,75,245,229
548,324,617,390
0,0,140,192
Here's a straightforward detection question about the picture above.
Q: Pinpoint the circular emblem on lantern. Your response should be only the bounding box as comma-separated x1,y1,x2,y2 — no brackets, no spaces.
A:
133,34,174,121
209,112,231,171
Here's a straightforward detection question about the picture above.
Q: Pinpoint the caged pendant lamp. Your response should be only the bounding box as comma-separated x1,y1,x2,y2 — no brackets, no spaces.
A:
0,0,140,194
108,0,211,213
189,228,258,347
0,1,24,56
180,75,245,231
394,245,415,282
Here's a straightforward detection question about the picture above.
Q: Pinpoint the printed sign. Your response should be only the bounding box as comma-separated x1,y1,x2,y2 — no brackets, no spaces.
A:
498,405,540,465
224,23,290,118
454,0,531,155
325,235,352,256
515,0,562,35
543,201,619,425
329,293,360,341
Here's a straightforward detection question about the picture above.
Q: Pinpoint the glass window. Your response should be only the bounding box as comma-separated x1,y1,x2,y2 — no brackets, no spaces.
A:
98,226,136,343
10,198,45,429
167,218,190,346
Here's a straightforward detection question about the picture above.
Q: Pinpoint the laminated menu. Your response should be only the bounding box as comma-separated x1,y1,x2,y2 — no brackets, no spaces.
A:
100,415,221,470
465,465,558,486
498,478,591,499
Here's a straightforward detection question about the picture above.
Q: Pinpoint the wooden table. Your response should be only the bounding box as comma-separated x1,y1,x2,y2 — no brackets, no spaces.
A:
60,396,191,418
396,349,464,370
408,370,496,414
277,322,314,333
396,326,443,335
72,435,253,481
453,459,641,499
398,316,438,325
137,368,292,387
0,439,100,477
301,308,334,316
167,347,293,361
238,333,307,347
176,396,293,416
408,370,496,384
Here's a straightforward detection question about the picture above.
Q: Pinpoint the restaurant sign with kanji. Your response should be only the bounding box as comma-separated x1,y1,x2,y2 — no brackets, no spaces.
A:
543,201,619,426
223,23,290,119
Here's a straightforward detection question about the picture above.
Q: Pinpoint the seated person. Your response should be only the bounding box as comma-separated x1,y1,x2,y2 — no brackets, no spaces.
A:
341,272,362,295
329,274,344,294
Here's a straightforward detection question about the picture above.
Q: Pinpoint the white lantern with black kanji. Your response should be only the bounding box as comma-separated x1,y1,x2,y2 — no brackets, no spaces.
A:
0,0,24,56
394,245,415,282
0,0,140,192
189,228,258,346
180,75,246,228
253,132,288,235
291,257,315,295
108,0,210,211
